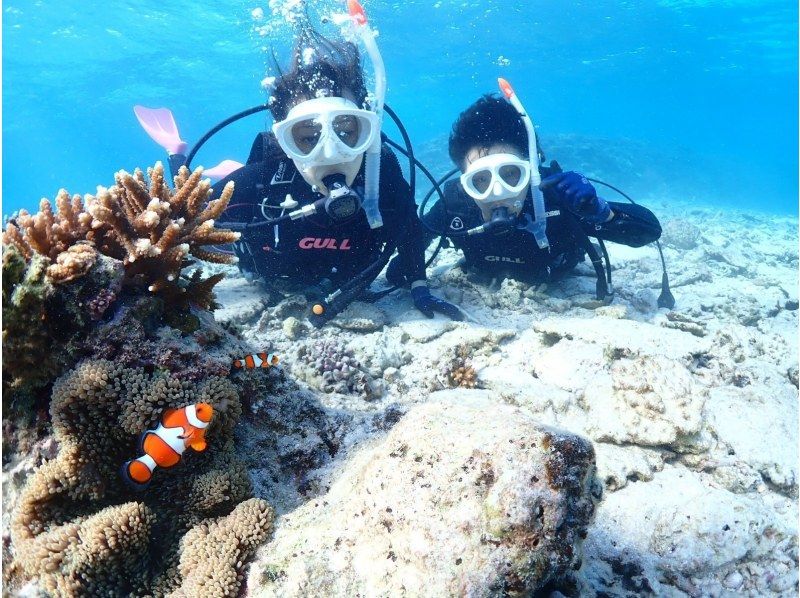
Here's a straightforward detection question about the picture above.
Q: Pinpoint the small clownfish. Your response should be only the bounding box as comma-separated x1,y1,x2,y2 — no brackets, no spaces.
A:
233,352,279,369
121,403,213,490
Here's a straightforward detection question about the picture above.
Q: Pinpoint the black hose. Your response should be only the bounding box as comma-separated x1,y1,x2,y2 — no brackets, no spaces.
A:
383,105,415,197
598,239,613,290
185,104,271,170
588,177,674,308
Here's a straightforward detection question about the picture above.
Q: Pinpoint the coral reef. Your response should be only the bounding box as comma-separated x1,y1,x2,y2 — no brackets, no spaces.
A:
6,355,274,596
437,343,480,389
2,243,124,414
1,162,282,597
171,498,274,597
2,249,276,596
2,161,243,432
296,339,377,399
3,162,239,307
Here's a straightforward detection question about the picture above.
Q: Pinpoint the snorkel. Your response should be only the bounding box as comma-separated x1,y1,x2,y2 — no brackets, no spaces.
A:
348,0,386,229
497,78,549,250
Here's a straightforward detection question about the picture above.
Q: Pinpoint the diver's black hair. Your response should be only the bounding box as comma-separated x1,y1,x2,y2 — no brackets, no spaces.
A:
448,94,543,168
269,26,368,122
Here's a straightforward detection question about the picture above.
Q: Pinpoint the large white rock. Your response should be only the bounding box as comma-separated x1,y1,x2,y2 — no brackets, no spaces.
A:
583,355,704,448
583,465,798,595
705,385,798,494
247,391,600,597
532,316,712,361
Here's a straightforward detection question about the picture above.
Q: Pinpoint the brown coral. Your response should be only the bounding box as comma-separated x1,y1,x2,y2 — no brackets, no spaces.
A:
4,191,93,262
46,242,98,282
3,162,239,309
439,344,480,389
170,498,275,598
450,365,477,389
8,359,273,596
11,478,156,597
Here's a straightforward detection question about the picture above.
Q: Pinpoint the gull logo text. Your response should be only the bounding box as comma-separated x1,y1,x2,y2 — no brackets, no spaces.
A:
485,256,525,263
299,238,352,250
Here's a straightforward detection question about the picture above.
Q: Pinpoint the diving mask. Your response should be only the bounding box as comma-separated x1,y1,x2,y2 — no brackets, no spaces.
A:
272,97,379,167
460,153,531,214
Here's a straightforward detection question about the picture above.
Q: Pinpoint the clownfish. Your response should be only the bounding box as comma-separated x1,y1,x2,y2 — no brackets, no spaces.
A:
121,403,213,489
233,352,279,369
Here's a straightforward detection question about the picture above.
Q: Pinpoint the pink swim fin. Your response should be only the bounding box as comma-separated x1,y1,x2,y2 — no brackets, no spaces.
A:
134,106,188,156
203,159,244,181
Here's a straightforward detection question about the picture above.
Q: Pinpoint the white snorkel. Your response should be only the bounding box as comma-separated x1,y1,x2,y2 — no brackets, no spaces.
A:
498,78,549,250
348,0,385,229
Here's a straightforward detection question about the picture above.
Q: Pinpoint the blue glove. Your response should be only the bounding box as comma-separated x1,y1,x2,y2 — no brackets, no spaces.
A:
411,285,464,321
539,171,610,224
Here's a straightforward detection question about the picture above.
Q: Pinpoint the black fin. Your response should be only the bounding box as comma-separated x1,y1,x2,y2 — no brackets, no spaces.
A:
658,271,676,309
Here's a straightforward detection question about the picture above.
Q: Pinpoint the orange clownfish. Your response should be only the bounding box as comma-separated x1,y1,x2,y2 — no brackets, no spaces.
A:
121,403,213,489
233,352,279,369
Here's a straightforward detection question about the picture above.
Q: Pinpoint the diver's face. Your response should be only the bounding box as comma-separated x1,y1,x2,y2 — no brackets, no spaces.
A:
284,90,365,196
461,144,529,219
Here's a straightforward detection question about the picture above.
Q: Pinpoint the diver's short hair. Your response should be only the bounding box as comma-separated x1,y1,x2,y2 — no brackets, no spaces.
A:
448,94,531,168
269,32,368,122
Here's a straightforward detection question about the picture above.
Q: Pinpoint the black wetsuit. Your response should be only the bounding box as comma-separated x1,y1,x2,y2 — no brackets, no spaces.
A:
422,162,662,283
214,135,426,289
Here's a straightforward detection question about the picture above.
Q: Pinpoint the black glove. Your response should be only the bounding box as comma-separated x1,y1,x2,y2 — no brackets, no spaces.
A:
539,171,611,224
385,256,407,288
411,285,463,321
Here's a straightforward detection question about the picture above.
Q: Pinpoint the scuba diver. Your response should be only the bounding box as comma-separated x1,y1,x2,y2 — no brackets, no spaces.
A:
418,80,665,300
211,15,462,325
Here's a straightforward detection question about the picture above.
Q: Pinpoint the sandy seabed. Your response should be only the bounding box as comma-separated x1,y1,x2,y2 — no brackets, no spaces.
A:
212,202,798,596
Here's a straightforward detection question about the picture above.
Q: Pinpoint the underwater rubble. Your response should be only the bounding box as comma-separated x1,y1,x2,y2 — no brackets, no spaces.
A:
211,201,797,597
2,159,798,597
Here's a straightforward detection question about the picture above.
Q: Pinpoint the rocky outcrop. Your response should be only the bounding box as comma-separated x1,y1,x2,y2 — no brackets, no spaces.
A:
247,391,601,597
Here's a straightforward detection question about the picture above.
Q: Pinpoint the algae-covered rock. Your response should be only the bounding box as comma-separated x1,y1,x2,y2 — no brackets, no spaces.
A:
2,244,124,417
247,391,601,597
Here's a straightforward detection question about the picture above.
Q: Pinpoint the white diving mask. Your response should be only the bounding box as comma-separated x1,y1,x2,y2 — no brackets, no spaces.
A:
272,97,379,168
460,153,531,214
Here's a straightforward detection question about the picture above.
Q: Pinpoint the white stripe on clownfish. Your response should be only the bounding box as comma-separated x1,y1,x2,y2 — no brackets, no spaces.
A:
137,454,157,473
157,424,187,455
185,404,209,429
233,352,279,369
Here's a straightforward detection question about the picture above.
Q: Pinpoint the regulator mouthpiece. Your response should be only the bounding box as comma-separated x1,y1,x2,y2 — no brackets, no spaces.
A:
321,173,362,221
487,206,514,233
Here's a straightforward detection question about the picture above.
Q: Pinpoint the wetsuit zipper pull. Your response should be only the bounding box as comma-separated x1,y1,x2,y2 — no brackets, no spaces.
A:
274,194,298,249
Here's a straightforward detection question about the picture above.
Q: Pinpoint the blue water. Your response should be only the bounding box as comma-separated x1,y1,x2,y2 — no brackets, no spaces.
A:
3,0,798,216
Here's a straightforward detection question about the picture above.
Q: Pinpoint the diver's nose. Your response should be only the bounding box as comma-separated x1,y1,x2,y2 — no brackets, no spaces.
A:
492,181,504,196
322,139,337,161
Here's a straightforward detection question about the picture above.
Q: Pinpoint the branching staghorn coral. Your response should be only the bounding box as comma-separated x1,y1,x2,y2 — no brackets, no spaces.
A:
7,360,274,596
438,344,479,389
2,162,239,309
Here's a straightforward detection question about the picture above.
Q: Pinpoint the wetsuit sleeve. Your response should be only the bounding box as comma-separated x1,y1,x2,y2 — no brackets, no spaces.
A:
420,198,448,248
382,147,428,283
582,201,662,247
